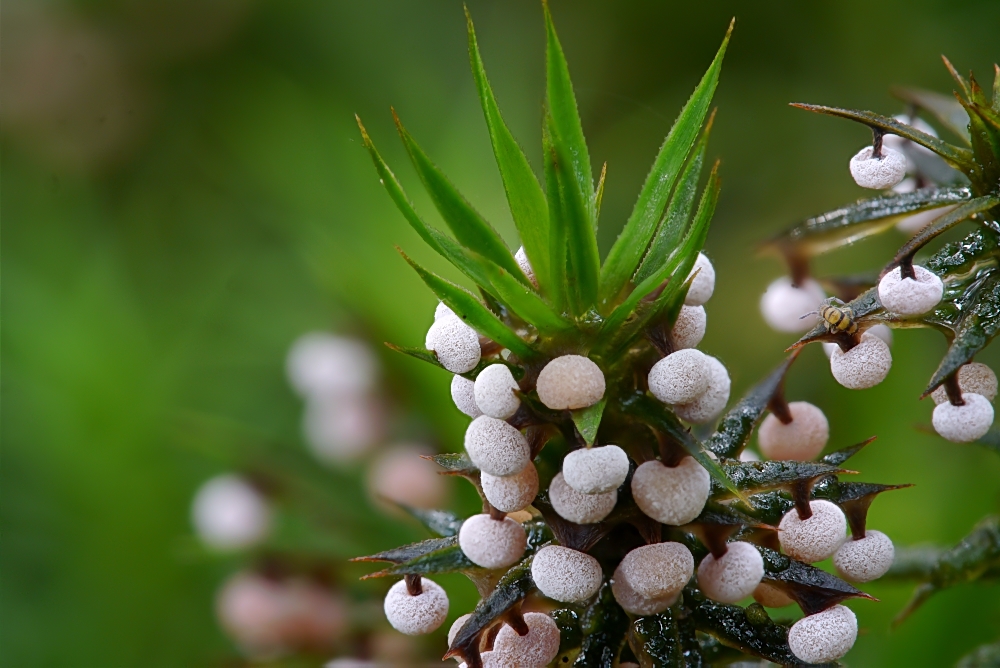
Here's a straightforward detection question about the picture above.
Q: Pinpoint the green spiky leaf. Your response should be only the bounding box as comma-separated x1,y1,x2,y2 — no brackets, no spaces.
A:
758,546,874,615
571,397,608,446
891,86,971,143
574,582,630,667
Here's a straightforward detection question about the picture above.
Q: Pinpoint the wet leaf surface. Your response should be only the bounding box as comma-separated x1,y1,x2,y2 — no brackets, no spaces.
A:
758,546,874,615
712,460,850,496
574,582,630,668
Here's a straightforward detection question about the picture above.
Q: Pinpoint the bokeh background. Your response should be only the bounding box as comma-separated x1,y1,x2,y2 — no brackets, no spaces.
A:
3,0,1000,665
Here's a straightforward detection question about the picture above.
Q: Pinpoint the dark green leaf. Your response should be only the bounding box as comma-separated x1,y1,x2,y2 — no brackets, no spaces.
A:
466,10,551,293
941,55,972,99
965,101,1000,185
629,606,701,667
895,516,1000,625
600,22,732,309
574,582,630,668
762,186,972,259
397,506,463,538
821,436,877,466
544,2,594,226
543,116,570,313
891,86,971,143
478,260,571,331
891,195,1000,271
447,556,536,663
707,352,800,459
714,460,850,496
400,251,537,359
363,538,481,579
634,110,715,285
393,111,526,283
551,608,583,655
428,452,478,474
571,398,607,446
353,536,458,565
595,161,607,221
620,393,747,502
758,546,874,615
688,590,805,666
790,103,977,174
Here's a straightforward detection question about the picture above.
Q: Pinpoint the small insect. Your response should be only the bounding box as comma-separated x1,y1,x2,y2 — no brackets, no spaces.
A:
802,297,859,335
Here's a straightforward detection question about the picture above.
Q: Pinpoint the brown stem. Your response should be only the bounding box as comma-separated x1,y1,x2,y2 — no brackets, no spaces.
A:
702,525,736,560
834,330,862,354
944,374,965,406
767,379,794,425
505,606,530,637
871,128,885,159
656,431,686,468
899,255,916,280
792,481,813,521
488,504,507,522
785,252,811,288
405,573,423,597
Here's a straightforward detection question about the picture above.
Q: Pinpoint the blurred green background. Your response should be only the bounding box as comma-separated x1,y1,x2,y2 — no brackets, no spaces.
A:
3,0,1000,665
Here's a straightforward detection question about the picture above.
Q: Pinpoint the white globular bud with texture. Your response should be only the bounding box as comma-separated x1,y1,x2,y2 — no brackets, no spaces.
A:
878,265,944,316
481,463,539,513
464,416,530,477
451,375,482,418
192,474,272,551
671,305,707,350
823,323,892,358
611,562,677,616
830,331,892,390
648,349,712,405
787,605,858,664
474,364,521,420
849,145,907,189
492,612,560,667
425,315,481,374
931,363,997,405
514,246,537,287
696,541,765,604
448,613,472,648
760,277,826,333
932,393,994,443
618,542,694,601
833,530,895,583
778,500,847,563
685,253,716,306
673,356,730,424
631,457,710,525
562,445,630,495
383,578,449,636
758,401,830,461
531,545,603,603
536,355,606,410
549,472,617,524
458,514,526,570
435,302,455,321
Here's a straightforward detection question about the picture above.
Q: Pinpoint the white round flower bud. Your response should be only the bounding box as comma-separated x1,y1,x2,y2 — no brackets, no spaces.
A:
849,145,907,189
830,331,892,390
515,246,537,287
760,277,826,333
931,363,998,405
536,355,606,410
752,582,794,608
286,333,377,398
823,323,892,358
493,612,560,667
611,561,677,616
739,449,761,462
451,375,483,418
435,302,455,321
549,472,617,524
192,474,271,551
671,305,707,349
481,463,539,513
303,394,383,463
673,356,730,424
778,500,847,563
833,530,894,583
562,445,629,494
788,605,858,664
458,514,527,570
696,541,765,604
384,577,449,635
878,265,943,316
474,364,521,420
368,444,447,510
618,542,694,600
631,458,710,525
448,613,472,648
648,349,711,405
758,401,830,461
464,416,530,477
531,545,603,603
932,393,994,443
685,253,716,306
426,316,481,374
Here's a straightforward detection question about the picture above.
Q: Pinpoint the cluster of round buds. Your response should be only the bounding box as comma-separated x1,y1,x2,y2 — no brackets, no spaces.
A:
757,401,830,461
427,304,482,373
611,542,693,614
685,252,716,306
192,474,272,551
760,276,827,334
849,144,907,190
288,333,384,463
531,545,604,603
788,605,858,664
878,265,944,316
929,363,997,443
217,571,347,658
383,577,450,635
